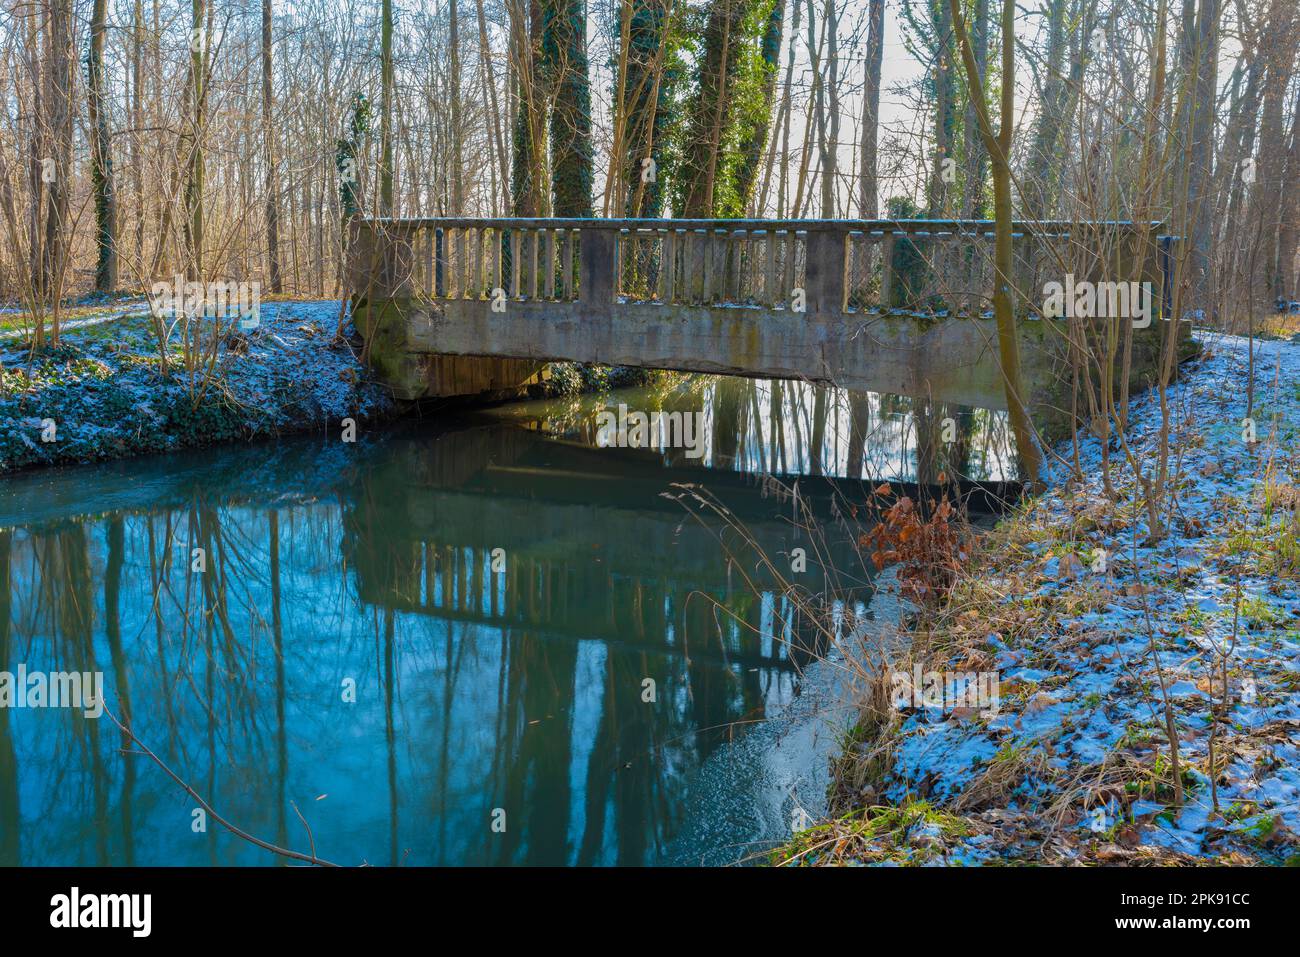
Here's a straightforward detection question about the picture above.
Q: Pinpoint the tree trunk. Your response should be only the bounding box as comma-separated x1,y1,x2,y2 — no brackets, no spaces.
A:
734,0,785,215
380,0,395,214
681,0,746,217
262,0,282,291
949,0,1044,484
132,0,145,271
186,0,207,277
511,0,547,216
88,0,118,292
1026,0,1068,216
43,0,74,319
1277,83,1300,297
545,0,593,216
622,0,673,217
450,0,465,214
1181,0,1219,317
857,0,883,218
961,0,989,219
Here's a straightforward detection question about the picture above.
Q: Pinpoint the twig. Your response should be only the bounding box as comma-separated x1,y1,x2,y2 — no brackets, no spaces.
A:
101,704,339,867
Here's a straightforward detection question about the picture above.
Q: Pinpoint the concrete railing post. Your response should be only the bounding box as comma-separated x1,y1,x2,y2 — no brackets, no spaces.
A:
580,226,617,316
345,218,375,301
804,228,847,316
386,223,417,299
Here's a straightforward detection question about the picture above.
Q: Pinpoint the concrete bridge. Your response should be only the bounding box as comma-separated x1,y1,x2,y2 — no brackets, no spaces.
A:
348,217,1188,438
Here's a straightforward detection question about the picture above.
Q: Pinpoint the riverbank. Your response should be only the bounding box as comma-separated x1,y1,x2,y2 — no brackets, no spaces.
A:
0,298,651,473
1,300,390,472
781,332,1300,866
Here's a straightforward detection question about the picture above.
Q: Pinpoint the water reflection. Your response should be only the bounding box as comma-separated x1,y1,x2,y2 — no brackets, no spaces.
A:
0,376,1007,866
482,376,1017,483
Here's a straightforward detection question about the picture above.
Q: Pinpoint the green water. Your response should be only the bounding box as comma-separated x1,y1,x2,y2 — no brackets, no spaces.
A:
0,377,1010,866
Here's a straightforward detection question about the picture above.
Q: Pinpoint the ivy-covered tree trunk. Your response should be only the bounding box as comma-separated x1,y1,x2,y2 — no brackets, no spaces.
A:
926,0,957,217
680,0,750,217
543,0,593,217
337,93,371,222
733,0,784,215
449,0,464,214
622,0,674,217
511,0,547,216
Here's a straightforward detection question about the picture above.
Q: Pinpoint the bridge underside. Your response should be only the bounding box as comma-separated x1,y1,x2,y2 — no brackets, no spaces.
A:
355,295,1174,441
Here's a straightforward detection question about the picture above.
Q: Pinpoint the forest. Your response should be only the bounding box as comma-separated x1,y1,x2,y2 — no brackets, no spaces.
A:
0,0,1294,314
0,0,1299,890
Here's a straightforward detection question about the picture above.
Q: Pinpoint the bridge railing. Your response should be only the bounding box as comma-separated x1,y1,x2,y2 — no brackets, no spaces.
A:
350,217,1170,319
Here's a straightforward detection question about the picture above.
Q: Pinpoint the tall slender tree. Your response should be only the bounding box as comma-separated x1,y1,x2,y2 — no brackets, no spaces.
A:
263,0,282,291
858,0,884,218
185,0,208,276
380,0,395,214
949,0,1044,484
88,0,118,291
43,0,74,314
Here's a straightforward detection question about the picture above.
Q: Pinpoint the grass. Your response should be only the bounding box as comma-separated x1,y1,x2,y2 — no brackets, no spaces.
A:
0,300,149,334
773,800,975,866
1219,521,1300,579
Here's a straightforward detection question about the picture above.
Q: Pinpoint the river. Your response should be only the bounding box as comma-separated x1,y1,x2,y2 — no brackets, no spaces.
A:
0,375,1012,865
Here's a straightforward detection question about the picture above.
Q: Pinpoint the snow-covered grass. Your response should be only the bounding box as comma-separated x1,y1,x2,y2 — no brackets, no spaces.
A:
0,300,391,472
782,333,1300,866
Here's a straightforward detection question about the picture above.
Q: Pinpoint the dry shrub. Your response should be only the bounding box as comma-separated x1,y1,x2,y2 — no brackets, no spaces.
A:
860,483,971,610
828,658,905,815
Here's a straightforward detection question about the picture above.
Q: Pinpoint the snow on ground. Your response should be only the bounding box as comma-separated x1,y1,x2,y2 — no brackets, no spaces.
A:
802,332,1300,865
0,300,391,471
